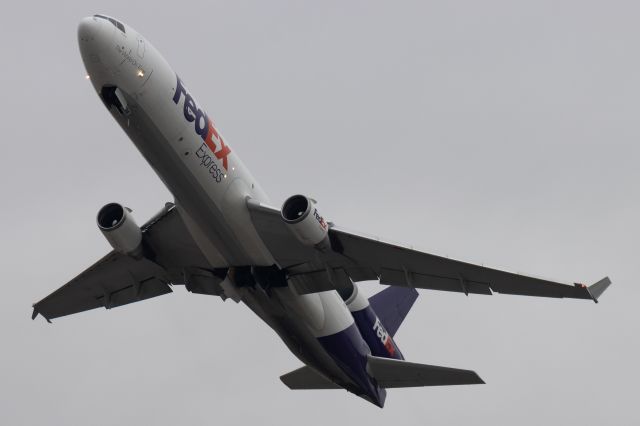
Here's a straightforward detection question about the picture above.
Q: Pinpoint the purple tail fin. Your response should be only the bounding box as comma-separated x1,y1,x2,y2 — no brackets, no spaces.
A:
368,286,419,337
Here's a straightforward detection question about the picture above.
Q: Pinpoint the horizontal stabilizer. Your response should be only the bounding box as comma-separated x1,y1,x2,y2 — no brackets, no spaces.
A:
367,355,484,388
280,366,340,390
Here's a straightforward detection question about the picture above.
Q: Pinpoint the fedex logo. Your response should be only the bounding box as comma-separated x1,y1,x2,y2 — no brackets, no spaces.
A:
373,317,396,356
313,208,327,230
173,76,231,170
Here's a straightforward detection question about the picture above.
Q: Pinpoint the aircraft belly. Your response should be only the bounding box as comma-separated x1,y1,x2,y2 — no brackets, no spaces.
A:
237,284,387,405
274,289,356,337
239,287,355,387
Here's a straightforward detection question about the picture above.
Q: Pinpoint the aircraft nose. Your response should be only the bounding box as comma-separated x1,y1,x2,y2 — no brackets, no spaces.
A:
78,15,116,53
78,16,98,42
78,16,117,88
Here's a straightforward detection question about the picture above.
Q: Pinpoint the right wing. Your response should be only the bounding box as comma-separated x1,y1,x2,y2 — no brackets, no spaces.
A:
329,226,612,302
32,203,216,322
247,200,611,302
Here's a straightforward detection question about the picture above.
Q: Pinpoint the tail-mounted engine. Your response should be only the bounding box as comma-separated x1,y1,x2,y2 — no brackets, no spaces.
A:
97,202,143,258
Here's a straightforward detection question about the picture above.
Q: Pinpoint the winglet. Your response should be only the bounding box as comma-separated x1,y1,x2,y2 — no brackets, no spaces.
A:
31,305,51,323
586,277,612,303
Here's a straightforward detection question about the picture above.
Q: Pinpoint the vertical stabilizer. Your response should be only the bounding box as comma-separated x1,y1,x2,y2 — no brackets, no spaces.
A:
368,286,419,337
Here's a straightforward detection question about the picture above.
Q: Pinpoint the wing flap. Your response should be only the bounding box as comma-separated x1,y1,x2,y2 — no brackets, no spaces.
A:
367,355,484,388
379,267,492,295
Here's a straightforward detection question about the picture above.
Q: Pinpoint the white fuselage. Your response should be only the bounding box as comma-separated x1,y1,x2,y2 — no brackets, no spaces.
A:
78,16,365,389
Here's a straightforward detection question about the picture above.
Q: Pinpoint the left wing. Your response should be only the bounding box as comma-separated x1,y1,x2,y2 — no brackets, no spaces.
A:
32,203,216,322
32,252,172,322
247,200,611,302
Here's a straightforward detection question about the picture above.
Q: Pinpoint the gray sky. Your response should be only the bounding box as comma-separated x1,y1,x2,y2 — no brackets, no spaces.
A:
1,1,638,424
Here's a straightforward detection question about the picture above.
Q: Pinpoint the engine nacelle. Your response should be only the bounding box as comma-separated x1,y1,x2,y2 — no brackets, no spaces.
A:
281,195,330,249
97,203,143,257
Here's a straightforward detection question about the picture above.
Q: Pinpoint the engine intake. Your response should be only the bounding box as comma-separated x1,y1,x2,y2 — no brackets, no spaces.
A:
281,195,330,249
97,202,143,257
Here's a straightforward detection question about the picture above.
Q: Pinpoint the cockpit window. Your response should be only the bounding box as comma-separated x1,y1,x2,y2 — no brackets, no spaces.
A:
93,14,126,33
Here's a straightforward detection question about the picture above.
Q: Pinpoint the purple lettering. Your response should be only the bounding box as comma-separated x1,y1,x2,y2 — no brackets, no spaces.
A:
195,110,208,139
184,94,197,122
172,75,186,104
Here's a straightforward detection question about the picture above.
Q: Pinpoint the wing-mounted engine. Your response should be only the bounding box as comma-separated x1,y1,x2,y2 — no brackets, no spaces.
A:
97,202,143,258
281,195,331,251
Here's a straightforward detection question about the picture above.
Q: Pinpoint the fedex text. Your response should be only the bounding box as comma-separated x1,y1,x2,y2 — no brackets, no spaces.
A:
373,317,396,356
173,76,231,171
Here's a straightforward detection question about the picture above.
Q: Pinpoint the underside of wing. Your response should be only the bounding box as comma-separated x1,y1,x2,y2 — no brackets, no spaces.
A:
247,199,611,302
32,252,172,321
330,226,611,302
32,203,218,322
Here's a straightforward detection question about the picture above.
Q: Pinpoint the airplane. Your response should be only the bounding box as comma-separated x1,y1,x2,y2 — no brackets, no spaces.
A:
32,15,612,408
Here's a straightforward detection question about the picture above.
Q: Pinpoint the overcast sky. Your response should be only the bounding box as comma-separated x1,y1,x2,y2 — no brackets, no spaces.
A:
1,1,638,425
